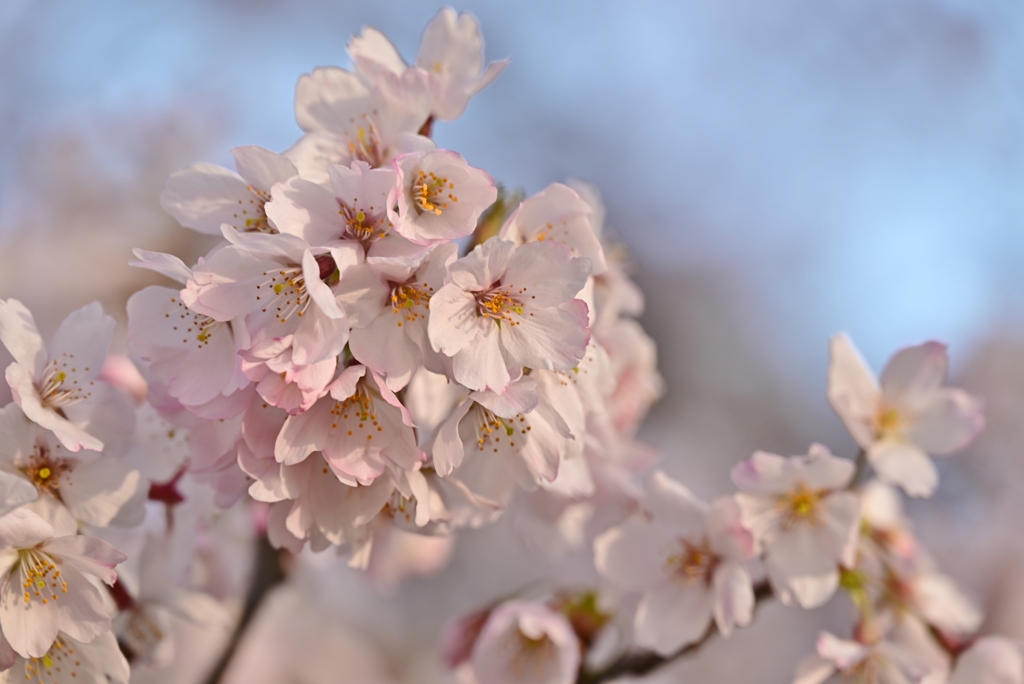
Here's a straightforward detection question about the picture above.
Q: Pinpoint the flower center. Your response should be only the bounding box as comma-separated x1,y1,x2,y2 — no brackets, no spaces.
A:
875,406,904,439
338,202,389,247
23,637,79,683
470,405,526,453
18,549,67,606
389,281,433,327
667,540,717,582
256,266,311,324
779,482,824,528
347,121,385,167
23,445,69,497
412,170,457,216
240,186,276,233
475,287,524,324
37,359,91,409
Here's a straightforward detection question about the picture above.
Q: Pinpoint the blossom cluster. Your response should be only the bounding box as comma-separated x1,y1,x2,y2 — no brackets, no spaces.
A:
0,7,1019,684
447,336,1023,684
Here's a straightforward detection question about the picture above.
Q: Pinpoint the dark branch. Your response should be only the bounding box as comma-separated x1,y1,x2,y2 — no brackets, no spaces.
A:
576,582,773,684
202,534,287,684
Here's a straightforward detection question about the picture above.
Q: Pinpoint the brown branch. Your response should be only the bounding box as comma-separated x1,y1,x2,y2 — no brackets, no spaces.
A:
576,581,773,684
202,534,287,684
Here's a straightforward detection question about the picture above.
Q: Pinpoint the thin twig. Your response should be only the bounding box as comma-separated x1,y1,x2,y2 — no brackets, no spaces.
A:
577,582,773,684
202,534,287,684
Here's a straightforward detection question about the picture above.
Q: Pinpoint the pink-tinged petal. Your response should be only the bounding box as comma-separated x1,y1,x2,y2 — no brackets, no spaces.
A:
471,600,579,684
431,399,471,476
731,451,793,496
908,388,984,455
8,365,102,452
593,520,675,591
949,636,1024,684
390,150,497,245
275,398,333,465
733,492,783,548
868,441,939,498
42,536,126,585
827,334,879,449
707,496,756,562
765,525,839,609
501,241,592,307
348,26,406,77
59,458,143,528
0,509,53,548
231,145,297,192
427,284,486,356
160,162,257,235
61,384,135,459
333,263,390,328
0,300,45,378
0,629,15,670
327,364,367,401
328,160,396,216
712,561,754,636
816,632,869,670
880,341,949,412
371,371,415,427
798,444,856,491
266,176,342,244
914,573,982,636
0,573,59,657
448,238,516,292
220,225,308,260
792,655,836,684
48,301,113,386
644,471,708,538
129,249,193,285
349,312,422,391
499,300,591,373
452,327,510,393
294,66,373,134
500,183,606,275
302,250,345,320
471,376,539,417
52,564,111,644
284,131,351,186
815,492,861,567
635,581,713,656
266,501,305,553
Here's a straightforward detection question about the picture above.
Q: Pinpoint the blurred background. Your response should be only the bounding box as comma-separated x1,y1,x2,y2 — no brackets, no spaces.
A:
3,0,1024,681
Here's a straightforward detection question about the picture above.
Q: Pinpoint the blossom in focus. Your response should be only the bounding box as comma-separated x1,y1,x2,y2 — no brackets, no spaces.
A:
388,149,497,245
469,600,580,684
0,300,118,453
732,444,860,609
594,471,756,655
828,334,984,497
428,238,591,393
348,7,509,121
160,145,298,235
0,630,128,683
0,509,126,658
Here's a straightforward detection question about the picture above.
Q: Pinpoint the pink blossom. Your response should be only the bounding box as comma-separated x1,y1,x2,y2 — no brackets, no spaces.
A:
470,600,580,684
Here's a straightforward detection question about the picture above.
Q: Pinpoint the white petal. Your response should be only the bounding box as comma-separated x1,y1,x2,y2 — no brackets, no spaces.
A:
868,441,939,498
0,508,53,548
593,520,675,591
880,341,949,412
826,333,879,449
231,145,297,192
635,581,713,656
907,389,984,455
160,162,256,235
0,299,45,376
60,458,143,528
712,561,754,635
644,470,708,538
765,525,839,609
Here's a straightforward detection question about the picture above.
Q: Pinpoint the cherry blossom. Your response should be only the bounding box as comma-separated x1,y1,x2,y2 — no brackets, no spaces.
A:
161,146,298,235
348,7,509,121
499,182,606,275
732,444,860,609
595,471,756,655
0,300,119,453
427,238,591,393
469,600,580,684
0,630,129,683
388,149,497,245
266,160,425,263
0,509,126,658
793,631,941,684
828,334,984,497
